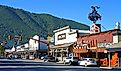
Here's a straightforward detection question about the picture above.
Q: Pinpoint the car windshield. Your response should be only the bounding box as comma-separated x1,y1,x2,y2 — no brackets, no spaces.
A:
82,58,87,61
73,57,78,59
82,58,95,61
89,59,95,61
66,57,72,59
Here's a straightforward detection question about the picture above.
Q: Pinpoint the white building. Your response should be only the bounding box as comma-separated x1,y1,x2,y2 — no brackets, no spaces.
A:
54,26,90,45
14,35,48,59
28,35,48,59
51,26,90,62
29,35,39,51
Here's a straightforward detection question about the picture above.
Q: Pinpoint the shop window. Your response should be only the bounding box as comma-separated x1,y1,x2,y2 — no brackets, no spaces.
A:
95,30,99,32
58,33,66,40
93,40,95,46
95,26,98,29
57,52,61,57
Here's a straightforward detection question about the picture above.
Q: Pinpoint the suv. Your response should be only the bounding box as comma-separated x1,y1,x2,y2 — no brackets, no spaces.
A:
64,57,79,65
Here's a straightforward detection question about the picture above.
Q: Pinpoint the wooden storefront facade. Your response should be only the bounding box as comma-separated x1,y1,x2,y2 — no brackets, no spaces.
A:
73,29,121,67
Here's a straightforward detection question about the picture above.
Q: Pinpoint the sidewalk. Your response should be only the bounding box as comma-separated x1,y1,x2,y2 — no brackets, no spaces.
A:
56,61,64,64
100,66,121,69
29,59,44,62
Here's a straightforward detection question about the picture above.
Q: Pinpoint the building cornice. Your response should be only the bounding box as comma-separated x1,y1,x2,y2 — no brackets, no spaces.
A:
53,26,70,33
80,29,120,37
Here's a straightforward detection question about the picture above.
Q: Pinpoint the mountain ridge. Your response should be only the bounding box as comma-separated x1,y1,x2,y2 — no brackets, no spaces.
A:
0,5,89,45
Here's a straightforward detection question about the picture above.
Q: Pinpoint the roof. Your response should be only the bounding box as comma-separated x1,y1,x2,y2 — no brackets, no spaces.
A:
80,29,120,37
53,26,70,33
70,29,90,34
51,42,74,49
106,42,121,52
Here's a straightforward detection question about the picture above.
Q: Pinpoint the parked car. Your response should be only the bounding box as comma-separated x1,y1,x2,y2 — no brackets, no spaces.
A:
64,57,79,65
44,56,58,62
0,56,6,59
48,57,56,62
78,58,97,67
40,55,48,60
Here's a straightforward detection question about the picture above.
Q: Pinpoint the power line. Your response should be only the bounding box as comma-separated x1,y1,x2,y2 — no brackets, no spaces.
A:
101,25,107,31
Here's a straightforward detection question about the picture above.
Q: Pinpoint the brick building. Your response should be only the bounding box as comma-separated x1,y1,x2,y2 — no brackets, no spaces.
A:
73,29,121,67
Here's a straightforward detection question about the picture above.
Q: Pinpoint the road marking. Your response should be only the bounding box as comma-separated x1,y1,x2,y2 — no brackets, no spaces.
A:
0,66,100,69
0,65,121,69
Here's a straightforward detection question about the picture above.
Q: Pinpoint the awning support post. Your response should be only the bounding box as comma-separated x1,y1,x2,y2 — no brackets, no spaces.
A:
108,51,111,67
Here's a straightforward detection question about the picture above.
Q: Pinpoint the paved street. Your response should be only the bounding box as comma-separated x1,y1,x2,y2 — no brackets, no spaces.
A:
0,59,64,66
0,59,121,71
0,67,121,71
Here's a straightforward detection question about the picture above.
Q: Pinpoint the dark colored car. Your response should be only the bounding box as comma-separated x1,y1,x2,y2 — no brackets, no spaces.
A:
39,55,48,60
70,57,79,65
48,57,56,62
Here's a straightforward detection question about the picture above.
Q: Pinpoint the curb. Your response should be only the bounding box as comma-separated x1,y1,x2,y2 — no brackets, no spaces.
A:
100,67,121,69
99,67,113,69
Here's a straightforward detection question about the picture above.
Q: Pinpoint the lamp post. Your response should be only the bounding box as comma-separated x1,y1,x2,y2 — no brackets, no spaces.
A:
108,51,111,67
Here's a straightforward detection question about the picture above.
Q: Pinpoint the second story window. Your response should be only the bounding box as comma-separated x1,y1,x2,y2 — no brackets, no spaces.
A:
58,33,66,40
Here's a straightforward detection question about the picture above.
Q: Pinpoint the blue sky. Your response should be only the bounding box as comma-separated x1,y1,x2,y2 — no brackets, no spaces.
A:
0,0,121,31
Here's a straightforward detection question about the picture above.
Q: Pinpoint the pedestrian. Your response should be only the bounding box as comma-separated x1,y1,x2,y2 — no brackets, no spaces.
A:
97,59,100,67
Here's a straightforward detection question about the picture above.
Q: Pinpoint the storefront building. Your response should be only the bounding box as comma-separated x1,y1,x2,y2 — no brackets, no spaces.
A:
106,31,121,67
73,26,121,67
50,26,90,62
28,35,48,59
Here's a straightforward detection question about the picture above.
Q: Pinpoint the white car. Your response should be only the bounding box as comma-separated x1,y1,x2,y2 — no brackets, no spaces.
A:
78,58,97,67
64,57,78,64
64,57,73,64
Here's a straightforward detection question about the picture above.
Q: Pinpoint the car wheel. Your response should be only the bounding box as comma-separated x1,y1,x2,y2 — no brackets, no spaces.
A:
84,63,87,67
